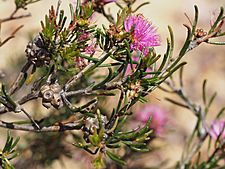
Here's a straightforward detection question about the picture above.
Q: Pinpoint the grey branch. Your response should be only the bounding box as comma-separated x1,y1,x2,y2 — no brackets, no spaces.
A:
0,120,82,132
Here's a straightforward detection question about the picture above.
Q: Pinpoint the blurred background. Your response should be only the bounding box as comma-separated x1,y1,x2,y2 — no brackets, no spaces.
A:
0,0,225,168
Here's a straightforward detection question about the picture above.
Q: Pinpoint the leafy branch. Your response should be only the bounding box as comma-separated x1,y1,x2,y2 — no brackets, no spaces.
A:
163,66,225,168
0,132,19,169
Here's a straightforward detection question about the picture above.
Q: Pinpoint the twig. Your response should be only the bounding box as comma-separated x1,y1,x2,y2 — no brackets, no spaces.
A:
187,20,224,52
101,8,115,24
164,79,210,169
0,8,31,23
21,108,40,129
0,91,39,114
0,120,82,132
65,77,126,97
0,25,23,47
18,91,39,105
179,134,207,169
165,80,200,115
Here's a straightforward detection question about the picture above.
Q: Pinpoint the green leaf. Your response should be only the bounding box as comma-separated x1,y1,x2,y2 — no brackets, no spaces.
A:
106,150,126,166
75,0,81,19
88,128,101,146
69,4,75,23
138,116,152,136
129,146,149,152
207,92,217,110
78,54,99,62
208,7,224,34
93,155,105,169
116,7,128,28
202,79,207,105
207,41,225,45
133,2,150,13
84,52,112,75
179,25,192,57
93,68,113,90
191,5,199,38
216,107,225,118
106,143,121,149
82,2,93,19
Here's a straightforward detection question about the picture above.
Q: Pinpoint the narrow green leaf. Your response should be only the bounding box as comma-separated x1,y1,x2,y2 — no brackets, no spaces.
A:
216,107,225,118
207,92,217,110
208,7,224,34
165,98,189,109
2,85,17,109
179,25,192,57
10,137,20,150
69,4,75,23
191,5,199,38
75,0,81,19
84,52,112,75
106,150,126,166
88,128,100,146
207,41,225,45
202,79,207,105
106,143,121,149
158,62,187,84
93,68,113,90
129,146,149,152
133,2,150,13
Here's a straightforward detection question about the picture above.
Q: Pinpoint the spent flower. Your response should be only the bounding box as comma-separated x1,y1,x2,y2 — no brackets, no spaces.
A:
124,14,160,55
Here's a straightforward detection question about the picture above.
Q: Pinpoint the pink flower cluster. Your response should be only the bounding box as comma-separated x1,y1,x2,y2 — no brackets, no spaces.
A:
134,104,168,135
124,15,160,56
84,39,97,55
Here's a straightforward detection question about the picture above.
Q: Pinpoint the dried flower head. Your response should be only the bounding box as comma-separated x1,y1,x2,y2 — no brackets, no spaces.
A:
124,14,160,55
25,35,51,67
40,82,63,109
127,81,142,99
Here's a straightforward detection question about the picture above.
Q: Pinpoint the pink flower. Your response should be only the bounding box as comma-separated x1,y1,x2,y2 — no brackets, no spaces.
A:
208,120,225,139
124,15,160,55
84,39,97,54
75,57,87,69
208,120,225,163
134,104,168,135
79,32,90,41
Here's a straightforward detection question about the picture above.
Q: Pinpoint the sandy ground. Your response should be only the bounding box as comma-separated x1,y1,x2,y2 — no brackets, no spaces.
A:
0,0,225,168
